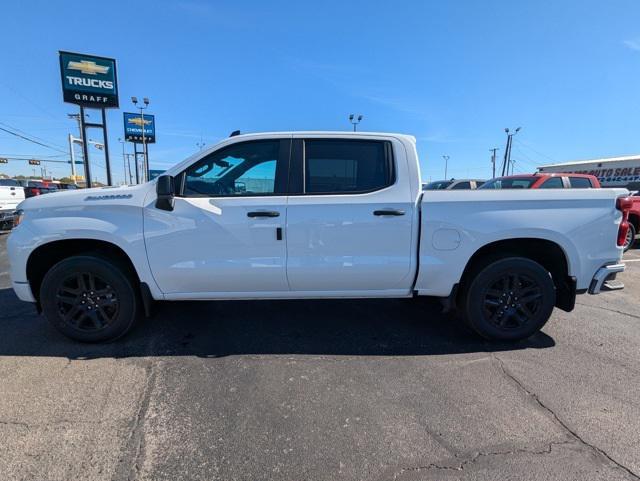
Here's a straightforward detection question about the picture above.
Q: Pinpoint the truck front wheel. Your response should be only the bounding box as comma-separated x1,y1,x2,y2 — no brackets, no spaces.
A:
40,255,139,342
461,257,556,341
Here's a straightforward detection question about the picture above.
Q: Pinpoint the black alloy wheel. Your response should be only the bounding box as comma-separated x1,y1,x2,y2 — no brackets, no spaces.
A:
461,257,556,341
481,272,543,330
40,255,139,342
55,272,120,332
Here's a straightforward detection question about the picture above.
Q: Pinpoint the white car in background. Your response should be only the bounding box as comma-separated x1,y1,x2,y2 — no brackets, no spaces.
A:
0,179,25,231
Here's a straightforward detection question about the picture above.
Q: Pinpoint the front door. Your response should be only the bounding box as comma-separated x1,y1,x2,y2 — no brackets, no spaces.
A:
144,138,290,295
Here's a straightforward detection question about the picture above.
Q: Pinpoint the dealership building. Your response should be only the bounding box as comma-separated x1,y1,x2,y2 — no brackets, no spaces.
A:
538,154,640,188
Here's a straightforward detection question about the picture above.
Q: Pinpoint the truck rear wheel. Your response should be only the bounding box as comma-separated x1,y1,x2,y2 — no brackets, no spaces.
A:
40,255,139,342
461,257,555,341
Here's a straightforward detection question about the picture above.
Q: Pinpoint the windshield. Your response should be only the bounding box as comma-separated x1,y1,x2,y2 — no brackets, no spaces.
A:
424,180,453,190
479,177,537,189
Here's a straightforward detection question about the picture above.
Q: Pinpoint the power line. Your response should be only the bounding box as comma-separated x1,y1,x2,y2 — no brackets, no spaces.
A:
0,125,68,155
0,121,68,151
514,138,556,163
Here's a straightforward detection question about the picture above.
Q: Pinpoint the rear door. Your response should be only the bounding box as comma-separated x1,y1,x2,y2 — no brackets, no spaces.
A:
285,136,414,294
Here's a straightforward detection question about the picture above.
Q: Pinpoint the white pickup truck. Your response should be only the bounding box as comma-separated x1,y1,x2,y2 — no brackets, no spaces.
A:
7,132,631,342
0,182,25,231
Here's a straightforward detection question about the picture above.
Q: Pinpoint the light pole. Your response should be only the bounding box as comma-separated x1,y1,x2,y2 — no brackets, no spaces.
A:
501,127,521,176
349,114,363,132
442,155,450,179
131,96,150,182
118,138,128,184
196,136,205,150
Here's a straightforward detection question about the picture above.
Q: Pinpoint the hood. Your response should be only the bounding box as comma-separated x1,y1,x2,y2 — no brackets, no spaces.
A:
18,183,155,211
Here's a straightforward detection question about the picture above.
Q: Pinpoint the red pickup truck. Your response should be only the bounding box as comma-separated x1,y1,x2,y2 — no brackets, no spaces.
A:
480,173,601,190
626,193,640,251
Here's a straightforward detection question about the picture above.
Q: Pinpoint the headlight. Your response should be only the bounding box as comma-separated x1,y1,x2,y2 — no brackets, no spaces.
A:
13,209,24,227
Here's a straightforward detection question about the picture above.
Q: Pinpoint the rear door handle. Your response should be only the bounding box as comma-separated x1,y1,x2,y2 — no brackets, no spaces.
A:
247,211,280,218
373,209,405,216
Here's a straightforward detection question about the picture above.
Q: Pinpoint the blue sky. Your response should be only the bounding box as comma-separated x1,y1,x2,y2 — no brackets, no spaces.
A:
1,0,639,183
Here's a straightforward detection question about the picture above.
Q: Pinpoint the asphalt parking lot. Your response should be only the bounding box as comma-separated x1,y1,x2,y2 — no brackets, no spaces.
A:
0,233,639,481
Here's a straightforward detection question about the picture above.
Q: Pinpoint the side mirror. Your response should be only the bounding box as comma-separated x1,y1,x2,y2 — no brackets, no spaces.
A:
156,175,175,211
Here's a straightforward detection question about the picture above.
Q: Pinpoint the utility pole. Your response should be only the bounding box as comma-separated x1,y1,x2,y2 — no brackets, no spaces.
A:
489,148,499,178
68,133,77,180
501,127,521,176
442,155,450,179
348,114,363,131
197,135,205,151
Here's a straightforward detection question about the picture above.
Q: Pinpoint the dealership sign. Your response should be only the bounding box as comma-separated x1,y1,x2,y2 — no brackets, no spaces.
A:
123,112,156,143
59,51,119,108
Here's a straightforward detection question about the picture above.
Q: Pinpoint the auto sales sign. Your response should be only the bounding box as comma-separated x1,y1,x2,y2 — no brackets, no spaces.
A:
59,51,119,108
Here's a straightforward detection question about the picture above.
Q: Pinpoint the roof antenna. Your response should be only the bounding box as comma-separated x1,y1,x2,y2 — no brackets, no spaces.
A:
229,130,241,137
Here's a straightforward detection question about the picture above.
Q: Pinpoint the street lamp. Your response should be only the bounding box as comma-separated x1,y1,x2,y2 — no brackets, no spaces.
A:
131,96,150,182
442,155,450,179
349,114,363,132
501,127,521,176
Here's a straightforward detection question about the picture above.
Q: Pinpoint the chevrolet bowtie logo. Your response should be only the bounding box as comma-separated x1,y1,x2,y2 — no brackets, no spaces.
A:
67,60,110,75
128,117,152,126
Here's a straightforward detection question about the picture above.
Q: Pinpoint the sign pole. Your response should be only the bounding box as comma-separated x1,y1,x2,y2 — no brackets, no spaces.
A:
79,106,93,188
101,108,113,186
133,142,140,184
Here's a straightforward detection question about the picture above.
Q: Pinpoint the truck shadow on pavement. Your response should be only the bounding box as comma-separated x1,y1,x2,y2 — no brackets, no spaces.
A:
0,288,555,359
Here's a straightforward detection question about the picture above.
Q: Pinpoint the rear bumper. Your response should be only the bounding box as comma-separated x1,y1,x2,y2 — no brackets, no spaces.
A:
588,264,625,294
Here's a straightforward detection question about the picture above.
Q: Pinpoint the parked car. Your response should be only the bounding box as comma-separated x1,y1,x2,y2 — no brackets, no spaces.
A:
623,191,640,251
20,181,53,197
56,183,79,190
480,173,600,190
7,132,630,343
0,184,25,230
423,179,485,190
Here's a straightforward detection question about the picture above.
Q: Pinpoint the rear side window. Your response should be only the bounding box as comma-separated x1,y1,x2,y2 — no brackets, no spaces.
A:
304,140,393,194
568,177,593,188
0,179,18,186
451,181,471,190
539,177,564,189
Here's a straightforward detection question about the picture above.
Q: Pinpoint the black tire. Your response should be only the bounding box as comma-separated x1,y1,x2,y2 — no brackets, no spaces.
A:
461,257,555,341
623,223,636,252
40,255,139,342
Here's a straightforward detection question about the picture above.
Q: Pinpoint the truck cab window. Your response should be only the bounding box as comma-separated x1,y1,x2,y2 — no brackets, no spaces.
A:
539,177,564,189
569,177,593,188
182,140,280,197
304,140,393,194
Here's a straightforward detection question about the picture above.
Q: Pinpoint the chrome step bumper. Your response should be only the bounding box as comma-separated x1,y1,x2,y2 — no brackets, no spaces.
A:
589,264,625,294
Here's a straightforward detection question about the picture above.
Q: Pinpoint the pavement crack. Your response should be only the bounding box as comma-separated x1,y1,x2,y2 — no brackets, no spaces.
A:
390,441,572,479
575,302,640,320
112,362,157,481
492,354,640,480
0,420,30,430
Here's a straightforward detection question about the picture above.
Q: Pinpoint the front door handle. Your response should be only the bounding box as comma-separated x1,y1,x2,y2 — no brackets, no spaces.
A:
373,209,405,216
247,211,280,218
